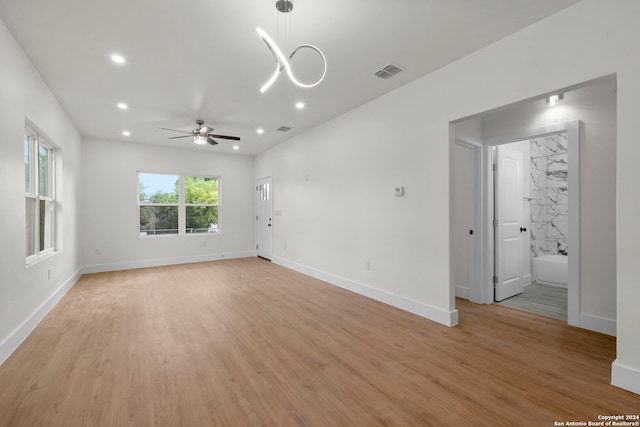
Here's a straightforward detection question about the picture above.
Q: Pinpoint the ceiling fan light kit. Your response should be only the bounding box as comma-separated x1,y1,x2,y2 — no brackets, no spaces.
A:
193,134,207,145
257,0,327,93
161,119,240,146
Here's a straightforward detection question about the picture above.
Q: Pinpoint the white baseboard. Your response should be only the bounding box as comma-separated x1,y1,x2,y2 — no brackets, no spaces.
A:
82,250,257,274
272,257,458,327
455,285,470,300
580,313,616,337
0,269,82,366
612,359,640,394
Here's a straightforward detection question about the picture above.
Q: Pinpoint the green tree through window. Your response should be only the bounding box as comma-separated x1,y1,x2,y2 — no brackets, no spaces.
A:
185,176,218,233
138,173,219,235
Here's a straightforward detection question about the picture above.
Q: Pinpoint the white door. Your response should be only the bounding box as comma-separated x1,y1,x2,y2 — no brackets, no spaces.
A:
453,142,475,300
495,146,526,301
256,177,273,260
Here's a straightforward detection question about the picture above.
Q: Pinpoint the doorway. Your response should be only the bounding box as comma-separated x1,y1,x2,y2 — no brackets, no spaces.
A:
256,176,273,260
452,76,617,336
487,122,580,325
493,135,569,321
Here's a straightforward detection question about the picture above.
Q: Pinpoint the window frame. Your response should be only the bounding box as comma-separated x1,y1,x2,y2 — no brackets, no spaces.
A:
184,175,220,234
138,173,180,236
25,124,56,264
137,172,221,237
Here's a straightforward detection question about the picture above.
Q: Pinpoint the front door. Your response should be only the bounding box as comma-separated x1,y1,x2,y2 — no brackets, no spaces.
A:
495,146,526,301
256,176,273,260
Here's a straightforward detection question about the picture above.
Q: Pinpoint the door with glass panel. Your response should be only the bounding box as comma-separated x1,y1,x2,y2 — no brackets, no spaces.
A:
256,177,273,260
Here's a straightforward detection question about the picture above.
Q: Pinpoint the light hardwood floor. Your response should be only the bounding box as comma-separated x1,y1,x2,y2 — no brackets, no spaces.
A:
1,258,638,426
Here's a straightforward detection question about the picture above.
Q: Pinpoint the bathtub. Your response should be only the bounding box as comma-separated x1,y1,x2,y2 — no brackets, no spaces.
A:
532,254,568,287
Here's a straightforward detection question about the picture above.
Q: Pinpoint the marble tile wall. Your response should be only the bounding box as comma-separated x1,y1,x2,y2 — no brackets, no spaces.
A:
530,133,568,257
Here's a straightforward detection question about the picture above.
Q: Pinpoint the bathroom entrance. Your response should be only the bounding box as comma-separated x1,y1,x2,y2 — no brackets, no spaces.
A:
493,132,572,320
486,121,580,325
452,75,617,335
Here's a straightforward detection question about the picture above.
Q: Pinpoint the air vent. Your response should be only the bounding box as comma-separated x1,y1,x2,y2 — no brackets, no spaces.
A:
374,63,404,79
277,126,292,132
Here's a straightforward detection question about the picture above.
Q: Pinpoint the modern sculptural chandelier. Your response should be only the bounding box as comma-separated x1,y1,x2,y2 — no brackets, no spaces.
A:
256,0,327,93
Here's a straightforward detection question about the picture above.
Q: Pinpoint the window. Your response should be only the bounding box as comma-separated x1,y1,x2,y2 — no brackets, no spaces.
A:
139,173,179,235
185,176,219,233
138,173,219,236
25,125,56,263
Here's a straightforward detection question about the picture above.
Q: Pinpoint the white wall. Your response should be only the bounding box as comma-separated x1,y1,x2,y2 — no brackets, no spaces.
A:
480,78,617,324
255,0,640,393
0,18,82,363
81,138,255,271
256,97,458,325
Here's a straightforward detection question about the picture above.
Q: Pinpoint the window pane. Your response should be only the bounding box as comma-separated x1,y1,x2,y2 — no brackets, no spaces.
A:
25,134,30,193
39,199,53,252
38,144,49,197
185,176,218,204
139,206,178,235
186,206,218,233
139,173,179,204
26,198,36,256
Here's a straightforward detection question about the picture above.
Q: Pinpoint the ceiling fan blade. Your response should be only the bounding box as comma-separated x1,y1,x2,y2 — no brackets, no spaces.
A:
168,135,193,139
160,127,194,134
206,137,219,146
208,134,240,141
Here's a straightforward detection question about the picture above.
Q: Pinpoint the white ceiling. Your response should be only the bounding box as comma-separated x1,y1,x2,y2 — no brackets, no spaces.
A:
0,0,580,155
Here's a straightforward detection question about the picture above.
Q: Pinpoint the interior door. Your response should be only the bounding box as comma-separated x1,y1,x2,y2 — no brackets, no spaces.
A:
256,176,273,260
495,146,526,301
453,142,475,300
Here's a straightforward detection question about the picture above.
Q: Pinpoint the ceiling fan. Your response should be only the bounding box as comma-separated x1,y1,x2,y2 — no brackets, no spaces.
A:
160,119,240,146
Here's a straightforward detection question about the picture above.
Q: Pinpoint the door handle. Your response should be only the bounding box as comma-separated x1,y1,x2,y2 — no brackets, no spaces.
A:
520,227,527,232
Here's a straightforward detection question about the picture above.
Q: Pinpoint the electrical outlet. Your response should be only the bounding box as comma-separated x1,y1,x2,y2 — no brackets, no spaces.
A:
94,247,101,255
394,186,404,197
365,261,371,271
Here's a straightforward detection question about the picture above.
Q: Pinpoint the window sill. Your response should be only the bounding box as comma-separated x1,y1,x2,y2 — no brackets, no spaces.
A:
137,232,221,238
26,249,60,267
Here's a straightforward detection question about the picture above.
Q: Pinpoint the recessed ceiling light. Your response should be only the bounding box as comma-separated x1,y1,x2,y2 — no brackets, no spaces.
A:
122,130,131,136
257,128,264,134
295,102,305,109
111,54,125,64
233,145,240,150
117,102,128,110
